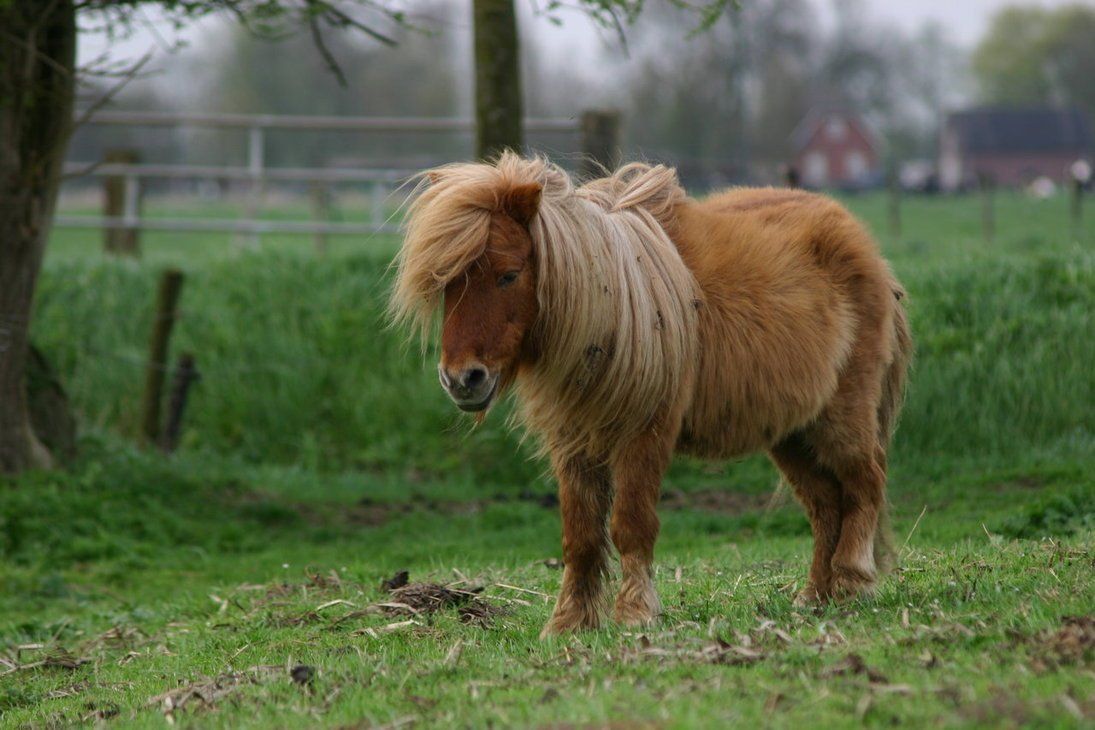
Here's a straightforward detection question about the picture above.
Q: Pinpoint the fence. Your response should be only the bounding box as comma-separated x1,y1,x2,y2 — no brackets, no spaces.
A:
58,109,620,251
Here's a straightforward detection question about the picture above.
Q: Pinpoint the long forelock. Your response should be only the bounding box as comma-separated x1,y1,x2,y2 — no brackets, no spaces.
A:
389,152,571,340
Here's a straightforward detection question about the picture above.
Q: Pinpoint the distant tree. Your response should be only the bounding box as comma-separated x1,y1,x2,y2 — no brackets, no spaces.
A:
973,4,1095,119
473,0,736,159
616,0,815,172
886,22,969,159
200,4,461,166
0,0,732,474
814,0,902,120
473,0,523,160
0,0,408,474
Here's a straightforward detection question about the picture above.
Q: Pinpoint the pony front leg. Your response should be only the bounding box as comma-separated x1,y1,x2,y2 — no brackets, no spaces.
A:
609,428,674,627
541,452,613,637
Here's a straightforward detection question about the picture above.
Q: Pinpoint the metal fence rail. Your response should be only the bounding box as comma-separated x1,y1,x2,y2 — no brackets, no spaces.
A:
74,109,579,133
59,110,587,245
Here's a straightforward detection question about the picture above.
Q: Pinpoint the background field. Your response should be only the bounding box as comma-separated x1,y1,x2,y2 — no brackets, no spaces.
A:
1,191,1092,727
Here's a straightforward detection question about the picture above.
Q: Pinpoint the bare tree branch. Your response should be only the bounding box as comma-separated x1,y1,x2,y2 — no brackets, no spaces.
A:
306,2,349,87
71,50,152,133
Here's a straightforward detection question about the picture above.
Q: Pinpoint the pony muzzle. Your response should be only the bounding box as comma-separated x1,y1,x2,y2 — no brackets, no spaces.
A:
439,363,499,412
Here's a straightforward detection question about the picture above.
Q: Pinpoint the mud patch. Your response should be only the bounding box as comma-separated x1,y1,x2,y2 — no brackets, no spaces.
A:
660,488,768,514
820,653,889,683
377,574,509,628
1038,616,1094,667
310,490,561,527
270,484,769,531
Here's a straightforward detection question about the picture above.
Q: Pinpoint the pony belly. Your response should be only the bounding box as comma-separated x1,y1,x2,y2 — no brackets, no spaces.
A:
677,346,847,459
676,406,814,459
676,428,763,460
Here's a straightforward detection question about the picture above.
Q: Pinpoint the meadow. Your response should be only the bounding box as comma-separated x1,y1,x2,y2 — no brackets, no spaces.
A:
1,190,1092,727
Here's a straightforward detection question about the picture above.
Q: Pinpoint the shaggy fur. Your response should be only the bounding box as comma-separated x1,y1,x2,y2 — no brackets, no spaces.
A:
391,154,912,637
393,154,700,458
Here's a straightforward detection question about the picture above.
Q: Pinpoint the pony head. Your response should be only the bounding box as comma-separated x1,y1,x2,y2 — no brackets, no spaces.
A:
436,181,541,411
391,152,699,456
390,153,558,412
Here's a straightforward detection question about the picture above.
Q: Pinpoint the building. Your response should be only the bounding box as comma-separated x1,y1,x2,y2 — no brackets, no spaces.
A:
790,108,881,189
939,106,1093,190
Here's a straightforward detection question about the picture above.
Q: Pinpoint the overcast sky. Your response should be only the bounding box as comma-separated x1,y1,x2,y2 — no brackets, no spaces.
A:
78,0,1090,76
840,0,1088,43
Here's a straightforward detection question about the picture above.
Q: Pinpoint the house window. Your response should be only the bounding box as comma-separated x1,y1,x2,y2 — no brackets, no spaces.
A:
845,151,867,180
826,118,848,141
805,152,828,186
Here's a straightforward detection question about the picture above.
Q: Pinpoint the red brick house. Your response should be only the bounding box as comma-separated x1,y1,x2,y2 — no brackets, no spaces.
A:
791,108,881,188
939,106,1092,190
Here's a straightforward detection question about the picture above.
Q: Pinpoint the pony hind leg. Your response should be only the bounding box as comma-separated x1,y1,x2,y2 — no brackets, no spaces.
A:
541,451,614,638
807,312,894,600
769,433,843,605
609,425,676,626
828,451,889,599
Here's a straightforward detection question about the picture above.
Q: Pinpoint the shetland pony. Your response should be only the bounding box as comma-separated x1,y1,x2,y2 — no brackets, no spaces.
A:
391,153,912,637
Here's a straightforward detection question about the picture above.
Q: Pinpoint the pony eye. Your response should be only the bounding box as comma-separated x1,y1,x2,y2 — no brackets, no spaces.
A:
497,271,520,288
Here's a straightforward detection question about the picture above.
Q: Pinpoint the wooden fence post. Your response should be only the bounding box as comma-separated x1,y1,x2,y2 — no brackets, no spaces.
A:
161,353,199,453
784,164,800,189
1071,178,1084,238
311,182,331,255
140,269,185,445
580,110,621,179
370,182,386,232
103,148,141,256
1069,160,1091,240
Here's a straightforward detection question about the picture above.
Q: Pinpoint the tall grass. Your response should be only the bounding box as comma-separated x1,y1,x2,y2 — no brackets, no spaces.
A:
34,193,1094,485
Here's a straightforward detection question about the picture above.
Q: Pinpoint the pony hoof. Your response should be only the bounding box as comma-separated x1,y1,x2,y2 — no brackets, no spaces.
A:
792,584,829,608
830,567,877,602
613,603,659,627
539,610,601,639
613,588,661,627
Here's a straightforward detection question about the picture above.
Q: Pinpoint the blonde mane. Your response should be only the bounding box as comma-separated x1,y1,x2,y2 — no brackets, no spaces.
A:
391,152,701,459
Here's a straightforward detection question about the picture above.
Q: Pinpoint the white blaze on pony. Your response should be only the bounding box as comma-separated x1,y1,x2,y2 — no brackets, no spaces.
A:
391,152,912,637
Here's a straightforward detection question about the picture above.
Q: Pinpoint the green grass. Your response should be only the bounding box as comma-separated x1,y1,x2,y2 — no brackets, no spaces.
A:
32,192,1095,483
1,191,1092,727
1,443,1091,727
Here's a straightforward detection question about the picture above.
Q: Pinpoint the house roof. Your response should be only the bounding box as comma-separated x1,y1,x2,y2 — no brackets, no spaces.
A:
790,107,880,153
946,106,1092,155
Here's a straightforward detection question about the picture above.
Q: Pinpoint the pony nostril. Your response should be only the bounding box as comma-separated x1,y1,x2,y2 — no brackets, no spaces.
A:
463,366,487,389
438,366,454,389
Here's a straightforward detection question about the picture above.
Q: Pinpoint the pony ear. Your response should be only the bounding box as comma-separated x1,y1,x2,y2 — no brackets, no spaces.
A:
502,182,542,227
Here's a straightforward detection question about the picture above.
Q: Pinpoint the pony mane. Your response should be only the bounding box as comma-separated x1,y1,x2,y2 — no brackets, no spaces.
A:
391,152,701,459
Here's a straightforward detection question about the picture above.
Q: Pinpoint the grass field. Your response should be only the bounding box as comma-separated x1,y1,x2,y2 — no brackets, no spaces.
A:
1,191,1092,727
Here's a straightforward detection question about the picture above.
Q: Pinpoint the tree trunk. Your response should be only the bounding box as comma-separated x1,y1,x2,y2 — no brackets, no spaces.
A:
0,0,77,474
472,0,523,160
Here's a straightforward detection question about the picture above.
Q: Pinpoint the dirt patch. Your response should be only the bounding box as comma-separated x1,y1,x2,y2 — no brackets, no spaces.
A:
988,475,1046,492
957,687,1091,727
1038,615,1094,666
283,486,767,530
376,573,509,628
660,488,768,514
293,490,561,528
820,653,889,683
